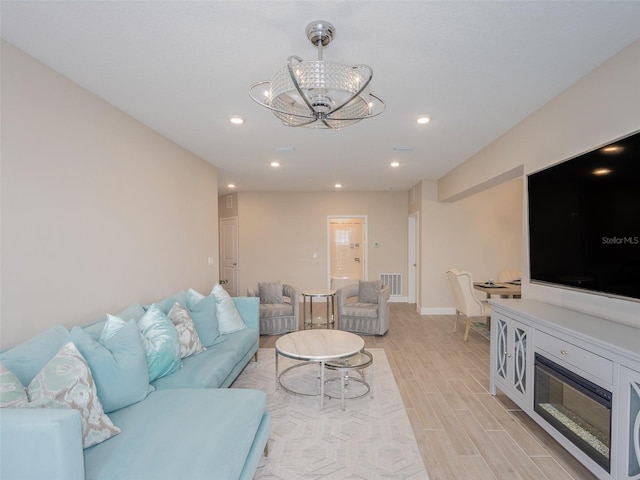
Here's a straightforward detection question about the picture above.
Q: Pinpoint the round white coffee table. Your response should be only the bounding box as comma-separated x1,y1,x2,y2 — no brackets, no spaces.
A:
275,329,365,408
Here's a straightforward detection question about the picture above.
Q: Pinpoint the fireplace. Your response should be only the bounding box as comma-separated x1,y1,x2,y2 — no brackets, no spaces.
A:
534,353,612,472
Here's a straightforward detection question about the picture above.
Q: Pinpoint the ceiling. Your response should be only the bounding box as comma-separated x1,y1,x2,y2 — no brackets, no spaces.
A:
3,1,640,193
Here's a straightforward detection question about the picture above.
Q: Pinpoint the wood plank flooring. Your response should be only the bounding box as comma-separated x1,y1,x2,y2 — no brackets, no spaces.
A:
259,302,597,480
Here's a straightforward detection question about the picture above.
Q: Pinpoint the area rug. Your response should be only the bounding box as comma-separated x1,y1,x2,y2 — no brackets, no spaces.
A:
232,348,429,480
471,321,491,341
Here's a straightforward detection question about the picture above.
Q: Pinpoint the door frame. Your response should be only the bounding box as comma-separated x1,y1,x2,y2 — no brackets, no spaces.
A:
327,215,368,289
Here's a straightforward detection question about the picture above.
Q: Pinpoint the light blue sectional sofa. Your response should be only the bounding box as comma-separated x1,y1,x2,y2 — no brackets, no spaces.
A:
0,292,270,480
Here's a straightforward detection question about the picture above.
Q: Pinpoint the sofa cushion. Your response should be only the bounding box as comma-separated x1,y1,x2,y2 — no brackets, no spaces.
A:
186,290,220,347
342,303,379,318
69,320,153,414
137,304,181,382
0,325,69,386
167,303,206,358
0,363,28,407
150,347,239,390
83,389,267,480
259,303,294,318
24,342,121,448
157,290,188,314
358,280,382,303
258,281,283,304
211,284,246,334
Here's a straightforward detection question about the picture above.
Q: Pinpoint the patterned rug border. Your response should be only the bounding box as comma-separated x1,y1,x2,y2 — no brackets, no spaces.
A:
232,347,429,480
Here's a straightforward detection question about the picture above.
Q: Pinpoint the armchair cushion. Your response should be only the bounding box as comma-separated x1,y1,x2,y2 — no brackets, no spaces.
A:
358,280,383,303
259,303,294,318
258,281,283,304
341,303,379,318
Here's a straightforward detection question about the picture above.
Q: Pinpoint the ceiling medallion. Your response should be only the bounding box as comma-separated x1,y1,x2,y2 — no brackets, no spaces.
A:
249,21,385,130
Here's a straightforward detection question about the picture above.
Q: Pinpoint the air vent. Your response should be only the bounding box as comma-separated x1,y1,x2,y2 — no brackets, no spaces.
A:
380,273,402,296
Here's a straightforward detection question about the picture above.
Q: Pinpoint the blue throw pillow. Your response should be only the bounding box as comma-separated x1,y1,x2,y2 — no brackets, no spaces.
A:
186,290,219,347
0,325,69,386
69,319,153,413
137,304,181,382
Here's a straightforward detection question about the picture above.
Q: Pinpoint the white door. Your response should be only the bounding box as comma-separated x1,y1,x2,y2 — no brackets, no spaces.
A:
219,217,238,296
408,213,419,304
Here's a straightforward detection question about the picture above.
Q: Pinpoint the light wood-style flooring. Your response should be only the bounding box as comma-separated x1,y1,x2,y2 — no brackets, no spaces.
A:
259,302,597,480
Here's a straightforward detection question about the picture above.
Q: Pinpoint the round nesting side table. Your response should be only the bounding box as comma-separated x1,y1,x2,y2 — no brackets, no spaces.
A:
302,289,336,329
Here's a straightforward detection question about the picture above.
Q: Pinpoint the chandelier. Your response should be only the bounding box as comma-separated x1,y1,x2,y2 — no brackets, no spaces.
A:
249,21,385,130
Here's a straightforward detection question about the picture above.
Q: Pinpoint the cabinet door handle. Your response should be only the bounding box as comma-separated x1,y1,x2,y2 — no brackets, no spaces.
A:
505,352,512,358
560,350,568,355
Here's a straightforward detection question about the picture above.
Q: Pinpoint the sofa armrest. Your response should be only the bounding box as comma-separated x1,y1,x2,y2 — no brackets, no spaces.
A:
233,296,260,330
0,408,85,480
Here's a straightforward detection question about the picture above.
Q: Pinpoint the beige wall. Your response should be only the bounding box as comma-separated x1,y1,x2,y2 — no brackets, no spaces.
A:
438,38,640,327
418,177,523,313
1,41,219,348
234,191,407,296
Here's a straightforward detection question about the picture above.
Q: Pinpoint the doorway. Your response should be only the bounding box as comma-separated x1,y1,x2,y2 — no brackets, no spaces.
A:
327,216,367,290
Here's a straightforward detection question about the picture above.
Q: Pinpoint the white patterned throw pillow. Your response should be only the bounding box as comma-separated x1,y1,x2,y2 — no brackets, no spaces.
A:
211,284,246,334
0,363,28,408
1,342,121,448
168,302,206,358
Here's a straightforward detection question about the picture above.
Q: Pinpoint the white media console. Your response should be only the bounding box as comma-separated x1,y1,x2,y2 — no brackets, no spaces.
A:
489,299,640,480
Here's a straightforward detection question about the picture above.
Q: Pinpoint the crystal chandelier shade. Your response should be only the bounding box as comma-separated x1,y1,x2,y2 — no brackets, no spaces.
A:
249,21,385,130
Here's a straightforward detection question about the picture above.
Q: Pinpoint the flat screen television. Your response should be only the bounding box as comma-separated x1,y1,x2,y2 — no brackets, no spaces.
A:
527,130,640,303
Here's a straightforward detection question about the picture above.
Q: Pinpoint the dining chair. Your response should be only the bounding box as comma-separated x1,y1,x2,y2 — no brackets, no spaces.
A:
497,268,521,283
446,268,491,341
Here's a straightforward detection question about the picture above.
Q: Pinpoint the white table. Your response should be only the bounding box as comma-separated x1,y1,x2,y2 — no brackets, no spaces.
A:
301,289,336,329
275,330,365,408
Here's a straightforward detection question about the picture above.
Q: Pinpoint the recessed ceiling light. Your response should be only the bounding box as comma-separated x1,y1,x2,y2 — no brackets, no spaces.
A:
334,183,342,189
227,183,236,188
416,115,431,124
229,116,244,125
393,146,415,152
270,161,280,167
593,168,612,176
390,161,400,167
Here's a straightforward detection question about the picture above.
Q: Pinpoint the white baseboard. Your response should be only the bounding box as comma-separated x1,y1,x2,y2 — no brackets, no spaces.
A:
389,296,408,303
419,307,456,315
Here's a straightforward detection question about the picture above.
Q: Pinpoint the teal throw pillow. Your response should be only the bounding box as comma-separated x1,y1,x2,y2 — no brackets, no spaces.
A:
137,304,181,382
0,325,69,386
186,290,219,346
69,319,153,413
211,284,246,334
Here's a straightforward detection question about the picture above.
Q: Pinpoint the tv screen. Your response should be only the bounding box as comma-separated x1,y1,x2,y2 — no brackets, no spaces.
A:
527,130,640,302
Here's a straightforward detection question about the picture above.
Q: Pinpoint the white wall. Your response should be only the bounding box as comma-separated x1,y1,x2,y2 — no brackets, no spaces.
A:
234,191,408,296
438,38,640,327
1,41,219,348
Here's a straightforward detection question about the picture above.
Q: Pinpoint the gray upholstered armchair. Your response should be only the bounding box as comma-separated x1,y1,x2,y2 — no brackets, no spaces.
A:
336,280,391,335
247,281,300,335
